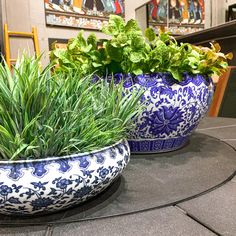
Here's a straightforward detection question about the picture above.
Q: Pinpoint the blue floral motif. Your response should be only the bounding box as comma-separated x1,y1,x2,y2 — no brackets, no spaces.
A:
148,107,184,136
108,148,117,159
0,140,129,215
134,74,159,87
12,184,22,193
81,170,94,178
56,178,72,189
7,197,21,204
117,144,124,155
122,74,133,87
114,73,214,153
97,71,212,153
32,163,48,177
31,181,48,190
74,186,92,198
0,165,23,180
98,167,110,179
57,160,71,172
117,160,123,167
124,154,129,164
94,153,105,164
0,185,12,196
183,123,198,136
31,197,54,211
188,105,197,119
78,156,90,169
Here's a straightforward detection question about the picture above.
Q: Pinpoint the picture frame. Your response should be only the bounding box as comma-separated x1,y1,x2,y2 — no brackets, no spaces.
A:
44,0,125,31
147,0,205,36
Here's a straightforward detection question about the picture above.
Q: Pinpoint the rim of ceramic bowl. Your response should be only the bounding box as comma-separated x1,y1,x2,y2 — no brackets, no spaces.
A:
0,139,127,164
103,72,212,86
128,136,191,141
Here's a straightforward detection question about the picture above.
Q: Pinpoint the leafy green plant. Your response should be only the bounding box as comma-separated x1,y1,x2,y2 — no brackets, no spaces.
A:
51,15,232,81
50,32,107,75
101,15,148,75
144,29,233,81
0,55,143,160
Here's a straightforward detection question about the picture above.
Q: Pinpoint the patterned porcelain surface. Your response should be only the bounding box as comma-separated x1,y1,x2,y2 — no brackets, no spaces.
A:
0,140,130,215
111,73,214,153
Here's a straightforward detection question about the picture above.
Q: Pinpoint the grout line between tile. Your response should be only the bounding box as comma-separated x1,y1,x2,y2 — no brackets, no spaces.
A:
45,225,54,236
175,205,222,236
174,205,187,214
222,139,236,141
231,178,236,183
197,124,236,131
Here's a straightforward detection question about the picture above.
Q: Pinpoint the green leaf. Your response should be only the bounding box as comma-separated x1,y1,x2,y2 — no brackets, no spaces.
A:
169,68,182,81
92,62,102,68
87,33,97,49
81,44,93,53
106,43,123,62
145,28,156,42
102,15,125,36
125,19,142,35
130,52,143,63
68,38,78,50
133,68,143,75
131,35,145,50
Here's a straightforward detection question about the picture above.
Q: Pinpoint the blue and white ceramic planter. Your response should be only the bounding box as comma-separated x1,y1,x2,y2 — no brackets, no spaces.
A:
0,139,130,215
112,73,214,153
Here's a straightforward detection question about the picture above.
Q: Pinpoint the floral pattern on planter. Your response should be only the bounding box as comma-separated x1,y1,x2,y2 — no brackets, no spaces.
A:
110,73,214,153
0,140,129,215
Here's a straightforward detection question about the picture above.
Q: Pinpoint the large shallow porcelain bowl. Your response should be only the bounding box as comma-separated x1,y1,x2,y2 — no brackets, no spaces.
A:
0,139,130,215
112,73,214,153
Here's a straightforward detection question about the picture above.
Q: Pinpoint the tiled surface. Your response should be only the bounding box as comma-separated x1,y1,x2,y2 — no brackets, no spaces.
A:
51,207,216,236
50,118,236,235
1,117,236,235
178,181,236,236
0,226,47,236
1,133,236,226
197,117,236,140
222,140,236,149
197,127,236,140
197,117,236,130
230,175,236,183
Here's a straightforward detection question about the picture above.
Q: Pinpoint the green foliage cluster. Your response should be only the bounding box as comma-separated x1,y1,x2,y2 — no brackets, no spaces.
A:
0,55,142,160
51,15,232,81
51,32,107,75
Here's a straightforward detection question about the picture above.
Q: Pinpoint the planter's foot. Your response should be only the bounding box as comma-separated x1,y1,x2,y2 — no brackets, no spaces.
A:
128,136,189,154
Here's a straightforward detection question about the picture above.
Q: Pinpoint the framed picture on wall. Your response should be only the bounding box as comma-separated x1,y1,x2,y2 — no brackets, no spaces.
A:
147,0,168,34
147,0,205,36
44,0,125,31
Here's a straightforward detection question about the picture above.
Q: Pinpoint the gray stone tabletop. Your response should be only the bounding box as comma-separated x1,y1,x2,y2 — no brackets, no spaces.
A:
1,117,236,236
50,207,216,236
197,117,236,148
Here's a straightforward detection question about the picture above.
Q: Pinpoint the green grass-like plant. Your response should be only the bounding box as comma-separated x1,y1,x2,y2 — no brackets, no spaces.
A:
0,55,143,161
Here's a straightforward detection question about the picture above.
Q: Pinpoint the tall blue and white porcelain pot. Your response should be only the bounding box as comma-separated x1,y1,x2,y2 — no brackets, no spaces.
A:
114,73,214,153
0,139,130,215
